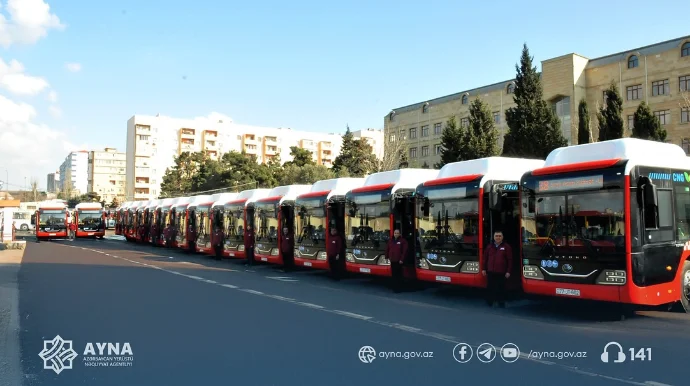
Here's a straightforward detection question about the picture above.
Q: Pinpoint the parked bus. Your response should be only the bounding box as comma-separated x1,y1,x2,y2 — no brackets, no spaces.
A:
13,209,34,231
172,197,193,248
115,202,132,235
151,198,177,246
519,138,690,313
34,201,69,241
344,169,439,278
219,189,271,259
294,178,366,271
124,201,145,241
200,193,240,257
178,195,213,252
415,157,544,288
253,185,312,266
74,202,106,239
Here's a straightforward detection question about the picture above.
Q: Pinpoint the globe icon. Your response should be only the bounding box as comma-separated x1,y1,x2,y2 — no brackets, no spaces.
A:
358,346,376,363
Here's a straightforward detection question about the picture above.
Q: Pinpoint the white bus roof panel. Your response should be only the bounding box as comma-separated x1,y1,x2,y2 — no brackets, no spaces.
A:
227,189,272,206
211,192,239,208
173,197,192,207
265,185,312,204
187,195,213,208
305,178,367,199
543,138,690,173
435,157,544,185
146,199,162,209
75,203,103,210
156,198,176,209
361,168,439,192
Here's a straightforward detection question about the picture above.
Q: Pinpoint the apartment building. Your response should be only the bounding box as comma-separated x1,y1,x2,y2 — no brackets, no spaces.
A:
88,148,126,205
385,35,690,166
46,172,58,193
126,114,375,200
59,151,89,196
353,128,384,160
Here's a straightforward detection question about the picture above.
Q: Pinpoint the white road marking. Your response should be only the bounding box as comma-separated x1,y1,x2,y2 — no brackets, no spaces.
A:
220,284,238,289
329,310,372,320
265,295,295,302
239,289,264,295
205,280,218,284
266,276,299,282
294,302,324,309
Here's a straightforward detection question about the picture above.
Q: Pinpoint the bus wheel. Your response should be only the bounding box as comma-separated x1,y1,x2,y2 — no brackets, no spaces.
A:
679,261,690,313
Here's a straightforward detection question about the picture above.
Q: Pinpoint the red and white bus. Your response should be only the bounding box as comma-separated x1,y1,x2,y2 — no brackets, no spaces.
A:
115,201,132,235
198,193,238,255
151,198,176,246
124,201,145,241
178,195,213,252
253,185,312,265
171,197,192,248
35,201,69,241
520,138,690,313
415,157,544,288
74,202,106,239
219,189,271,259
294,178,366,270
344,169,439,278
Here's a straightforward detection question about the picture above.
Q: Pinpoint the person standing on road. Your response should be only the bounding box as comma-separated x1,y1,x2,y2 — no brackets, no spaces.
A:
385,229,408,293
280,226,294,271
327,226,344,280
244,224,255,266
481,230,513,308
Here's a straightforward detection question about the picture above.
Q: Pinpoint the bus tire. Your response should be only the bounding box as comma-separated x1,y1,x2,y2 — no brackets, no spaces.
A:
678,260,690,313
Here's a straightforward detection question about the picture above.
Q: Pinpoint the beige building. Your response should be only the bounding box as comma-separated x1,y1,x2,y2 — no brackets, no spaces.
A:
126,114,384,200
385,35,690,166
88,148,126,205
353,128,384,160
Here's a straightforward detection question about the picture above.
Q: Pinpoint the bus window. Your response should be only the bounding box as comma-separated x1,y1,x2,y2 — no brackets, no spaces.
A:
646,189,674,243
674,186,690,241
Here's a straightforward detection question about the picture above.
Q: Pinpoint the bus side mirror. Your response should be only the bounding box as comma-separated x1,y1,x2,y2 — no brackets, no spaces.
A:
422,199,430,217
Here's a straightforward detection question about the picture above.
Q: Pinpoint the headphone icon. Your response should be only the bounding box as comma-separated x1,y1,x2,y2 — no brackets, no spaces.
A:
601,342,626,363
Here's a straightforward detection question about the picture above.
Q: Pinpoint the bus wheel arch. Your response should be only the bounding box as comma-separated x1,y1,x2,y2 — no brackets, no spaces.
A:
680,260,690,313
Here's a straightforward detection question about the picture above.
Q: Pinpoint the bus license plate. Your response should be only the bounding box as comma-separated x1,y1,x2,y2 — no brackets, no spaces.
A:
261,257,268,262
556,288,580,297
303,261,312,267
360,267,371,273
436,275,451,283
49,233,56,236
88,233,94,236
229,253,235,257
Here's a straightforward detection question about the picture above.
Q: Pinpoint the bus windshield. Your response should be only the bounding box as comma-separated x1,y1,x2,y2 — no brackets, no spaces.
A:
39,210,66,228
521,189,625,259
255,201,279,244
295,197,327,246
345,198,390,249
196,205,211,243
417,197,479,256
78,210,103,229
224,204,245,241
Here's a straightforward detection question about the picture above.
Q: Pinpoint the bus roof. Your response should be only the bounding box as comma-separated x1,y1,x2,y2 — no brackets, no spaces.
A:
297,178,367,200
146,199,162,209
75,202,103,210
38,200,67,210
187,195,213,209
118,201,132,210
539,138,690,175
225,189,272,207
211,192,239,208
257,185,312,204
426,157,544,187
155,198,176,209
352,168,439,194
174,196,192,207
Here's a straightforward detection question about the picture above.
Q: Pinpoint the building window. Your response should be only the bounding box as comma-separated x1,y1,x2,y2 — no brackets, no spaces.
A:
421,146,429,157
683,42,690,57
435,144,442,155
409,128,417,139
682,107,689,123
399,129,406,140
409,147,417,158
493,112,500,124
138,135,149,141
389,112,395,121
389,134,395,142
460,118,469,128
506,84,515,94
628,115,635,131
422,104,429,113
652,79,670,96
680,75,690,92
628,55,638,69
434,123,442,135
683,139,690,154
421,125,429,137
462,94,468,104
654,110,671,125
627,84,642,100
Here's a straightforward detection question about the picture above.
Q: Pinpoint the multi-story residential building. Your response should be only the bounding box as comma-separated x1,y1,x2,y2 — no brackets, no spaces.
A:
126,114,378,200
88,148,126,205
385,35,690,166
353,128,384,160
46,172,57,193
59,151,89,196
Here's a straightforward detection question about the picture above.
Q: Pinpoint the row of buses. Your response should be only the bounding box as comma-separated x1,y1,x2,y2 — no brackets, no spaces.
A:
112,138,690,313
34,202,107,241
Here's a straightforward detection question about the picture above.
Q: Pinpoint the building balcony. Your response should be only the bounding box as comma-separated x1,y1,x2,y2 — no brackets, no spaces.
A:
243,137,258,145
134,192,150,200
204,141,218,150
135,125,151,134
244,146,259,154
179,144,196,153
203,130,218,140
264,136,278,144
319,141,333,149
135,167,151,177
180,128,195,137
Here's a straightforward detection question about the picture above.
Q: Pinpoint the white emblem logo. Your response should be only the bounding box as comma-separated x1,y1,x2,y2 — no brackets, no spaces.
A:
38,335,78,374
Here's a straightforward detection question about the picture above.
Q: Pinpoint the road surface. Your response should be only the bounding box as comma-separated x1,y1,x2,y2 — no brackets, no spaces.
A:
4,237,688,385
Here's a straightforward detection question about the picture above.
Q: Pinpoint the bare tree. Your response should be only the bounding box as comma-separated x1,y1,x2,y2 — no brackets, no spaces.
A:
377,138,409,172
30,179,39,202
62,172,73,199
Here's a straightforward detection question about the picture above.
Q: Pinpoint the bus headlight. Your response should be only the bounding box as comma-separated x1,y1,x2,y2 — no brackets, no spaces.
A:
271,249,279,256
346,253,355,262
238,245,245,252
596,270,626,285
461,261,480,273
418,259,429,269
377,256,390,265
317,252,327,260
523,265,544,280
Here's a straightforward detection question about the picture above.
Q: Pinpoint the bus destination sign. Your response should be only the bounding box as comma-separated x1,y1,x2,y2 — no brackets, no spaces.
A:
537,175,604,193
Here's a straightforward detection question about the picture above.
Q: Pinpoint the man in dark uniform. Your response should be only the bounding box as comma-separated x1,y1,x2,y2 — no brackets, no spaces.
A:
280,226,294,271
385,229,408,293
327,227,344,280
244,224,255,266
481,230,513,308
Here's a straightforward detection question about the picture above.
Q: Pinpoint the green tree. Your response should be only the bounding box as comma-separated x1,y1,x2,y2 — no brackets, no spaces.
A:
159,152,201,197
502,44,567,158
398,149,409,168
577,99,591,144
597,81,625,141
333,126,377,177
218,151,263,190
285,146,315,167
191,152,224,192
110,197,120,208
631,101,667,141
279,164,335,185
435,116,463,168
421,161,430,169
461,97,500,160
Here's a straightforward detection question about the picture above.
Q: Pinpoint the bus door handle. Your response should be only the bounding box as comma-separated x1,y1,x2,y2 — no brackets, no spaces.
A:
674,243,684,248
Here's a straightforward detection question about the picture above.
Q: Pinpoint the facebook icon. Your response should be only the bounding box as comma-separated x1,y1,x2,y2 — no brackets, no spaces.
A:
453,343,473,363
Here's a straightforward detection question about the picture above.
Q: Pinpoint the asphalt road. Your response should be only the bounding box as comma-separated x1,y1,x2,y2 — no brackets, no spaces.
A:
7,236,690,385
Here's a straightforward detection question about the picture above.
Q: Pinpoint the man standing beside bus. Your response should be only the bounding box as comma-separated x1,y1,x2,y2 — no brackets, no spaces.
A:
281,226,294,271
327,227,344,280
244,224,255,266
385,229,408,293
481,230,513,308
